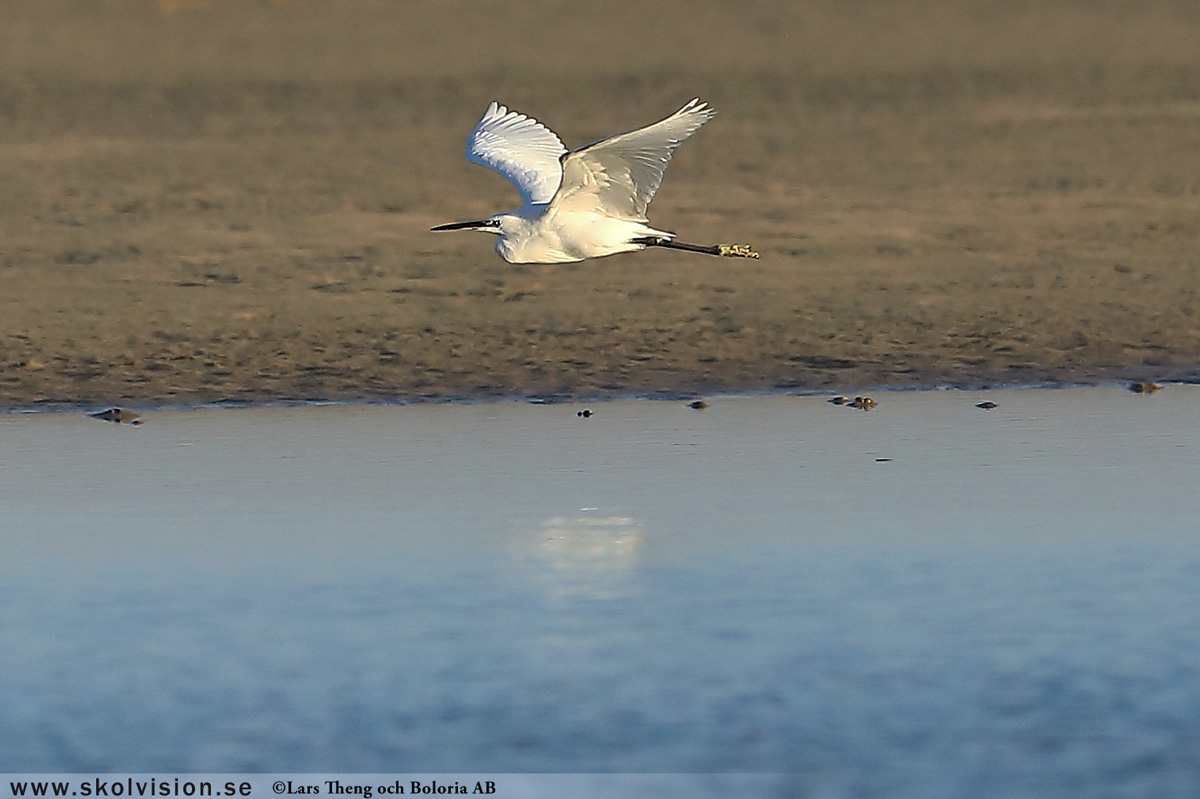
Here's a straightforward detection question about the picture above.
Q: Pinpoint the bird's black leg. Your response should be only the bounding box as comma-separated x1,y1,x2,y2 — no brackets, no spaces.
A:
636,237,719,255
634,237,759,259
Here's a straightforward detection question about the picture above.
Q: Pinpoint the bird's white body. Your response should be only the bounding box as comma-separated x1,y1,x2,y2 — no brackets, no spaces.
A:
432,99,717,264
491,205,672,264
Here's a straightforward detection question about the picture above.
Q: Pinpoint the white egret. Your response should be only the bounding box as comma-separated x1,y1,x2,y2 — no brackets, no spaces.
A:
431,99,759,263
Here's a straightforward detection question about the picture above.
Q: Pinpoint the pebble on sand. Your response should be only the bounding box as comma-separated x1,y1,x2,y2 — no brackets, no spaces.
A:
1129,381,1162,394
976,401,999,410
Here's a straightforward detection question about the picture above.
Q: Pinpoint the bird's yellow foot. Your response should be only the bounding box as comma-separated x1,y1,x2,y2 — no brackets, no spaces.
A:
717,243,760,259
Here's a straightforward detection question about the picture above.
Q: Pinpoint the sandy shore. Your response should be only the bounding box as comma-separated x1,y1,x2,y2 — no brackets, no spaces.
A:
2,0,1199,408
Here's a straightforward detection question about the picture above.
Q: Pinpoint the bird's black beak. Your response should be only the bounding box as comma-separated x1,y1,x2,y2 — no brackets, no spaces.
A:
430,219,499,232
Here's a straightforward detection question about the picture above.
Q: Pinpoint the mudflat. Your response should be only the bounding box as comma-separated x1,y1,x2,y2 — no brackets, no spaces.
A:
2,0,1199,407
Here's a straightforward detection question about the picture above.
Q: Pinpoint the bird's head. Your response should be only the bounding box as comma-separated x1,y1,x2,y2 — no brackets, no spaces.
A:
432,212,535,263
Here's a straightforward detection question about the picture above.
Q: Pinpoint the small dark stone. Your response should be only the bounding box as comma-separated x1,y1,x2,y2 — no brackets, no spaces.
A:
688,400,708,410
577,409,592,418
90,408,140,424
976,401,999,409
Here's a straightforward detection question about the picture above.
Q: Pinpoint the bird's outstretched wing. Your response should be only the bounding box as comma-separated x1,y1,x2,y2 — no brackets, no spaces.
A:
466,102,567,206
553,99,716,220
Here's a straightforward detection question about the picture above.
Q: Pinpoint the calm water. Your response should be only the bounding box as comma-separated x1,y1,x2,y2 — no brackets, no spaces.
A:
2,386,1199,795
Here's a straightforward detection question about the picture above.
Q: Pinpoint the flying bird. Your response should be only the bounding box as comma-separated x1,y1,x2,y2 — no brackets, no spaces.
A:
431,99,759,263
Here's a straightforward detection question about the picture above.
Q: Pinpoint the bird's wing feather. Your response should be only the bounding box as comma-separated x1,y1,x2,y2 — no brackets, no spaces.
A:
552,99,716,220
466,102,567,206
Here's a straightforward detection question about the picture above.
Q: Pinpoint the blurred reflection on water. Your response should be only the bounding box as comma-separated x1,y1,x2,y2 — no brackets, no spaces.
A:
513,515,644,601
